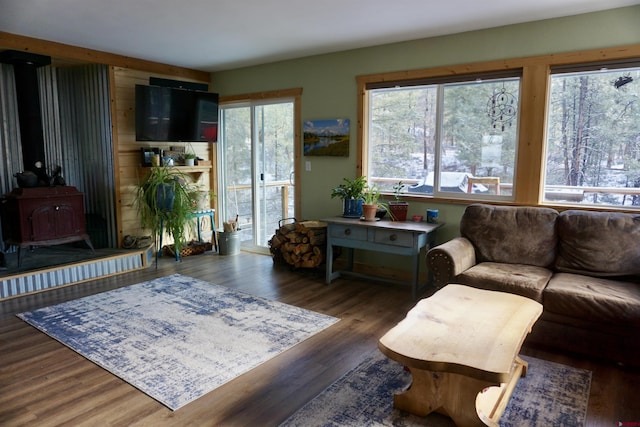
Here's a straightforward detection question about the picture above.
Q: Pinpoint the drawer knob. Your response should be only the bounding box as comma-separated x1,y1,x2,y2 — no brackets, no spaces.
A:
55,206,60,211
344,228,351,235
390,234,397,241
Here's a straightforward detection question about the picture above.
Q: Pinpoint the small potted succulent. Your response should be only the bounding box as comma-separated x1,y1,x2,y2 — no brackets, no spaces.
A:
183,152,197,167
388,180,409,221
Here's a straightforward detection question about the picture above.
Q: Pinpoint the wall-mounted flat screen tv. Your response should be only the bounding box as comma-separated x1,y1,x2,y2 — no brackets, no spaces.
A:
135,84,219,142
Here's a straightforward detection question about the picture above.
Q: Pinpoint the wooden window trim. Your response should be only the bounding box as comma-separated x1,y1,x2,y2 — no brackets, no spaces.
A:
357,44,640,209
219,88,303,218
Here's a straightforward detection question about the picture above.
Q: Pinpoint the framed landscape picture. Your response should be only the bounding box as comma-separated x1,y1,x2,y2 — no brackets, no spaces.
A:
303,118,350,156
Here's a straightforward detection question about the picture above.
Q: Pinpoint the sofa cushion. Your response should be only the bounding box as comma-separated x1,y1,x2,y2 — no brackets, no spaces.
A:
544,273,640,327
555,210,640,276
455,262,552,302
460,204,559,267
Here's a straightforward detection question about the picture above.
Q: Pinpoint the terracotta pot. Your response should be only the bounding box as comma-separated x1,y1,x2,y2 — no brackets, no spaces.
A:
362,203,378,221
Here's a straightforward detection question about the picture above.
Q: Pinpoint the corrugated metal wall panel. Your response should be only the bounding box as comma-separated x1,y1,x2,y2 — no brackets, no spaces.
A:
0,252,145,299
0,64,23,195
43,64,118,248
1,63,117,254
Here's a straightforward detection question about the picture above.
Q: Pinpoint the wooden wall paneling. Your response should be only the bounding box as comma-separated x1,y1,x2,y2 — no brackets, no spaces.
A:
112,66,214,247
0,31,210,82
514,64,550,205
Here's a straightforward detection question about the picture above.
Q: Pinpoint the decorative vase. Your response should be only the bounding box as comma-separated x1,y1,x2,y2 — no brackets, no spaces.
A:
362,203,378,221
343,198,363,218
389,201,409,221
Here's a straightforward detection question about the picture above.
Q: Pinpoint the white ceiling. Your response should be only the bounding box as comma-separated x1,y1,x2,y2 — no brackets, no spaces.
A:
1,0,638,72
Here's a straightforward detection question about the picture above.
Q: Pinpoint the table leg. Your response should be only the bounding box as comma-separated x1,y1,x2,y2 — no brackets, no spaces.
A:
158,219,164,258
476,357,528,425
345,247,354,271
209,212,218,252
395,367,510,427
325,242,334,284
411,252,420,299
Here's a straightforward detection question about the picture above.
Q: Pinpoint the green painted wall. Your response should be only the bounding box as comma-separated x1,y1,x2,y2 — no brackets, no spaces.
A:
211,6,640,254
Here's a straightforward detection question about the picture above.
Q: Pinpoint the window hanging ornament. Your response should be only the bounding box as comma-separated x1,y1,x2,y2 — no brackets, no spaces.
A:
487,85,517,131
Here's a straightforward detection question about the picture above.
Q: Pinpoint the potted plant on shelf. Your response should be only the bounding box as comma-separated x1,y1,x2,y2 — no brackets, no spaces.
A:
134,165,199,257
330,176,367,218
183,152,197,167
388,180,409,221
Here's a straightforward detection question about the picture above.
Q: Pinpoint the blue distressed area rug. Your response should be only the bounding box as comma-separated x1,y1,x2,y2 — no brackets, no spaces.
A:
281,351,591,427
17,274,339,410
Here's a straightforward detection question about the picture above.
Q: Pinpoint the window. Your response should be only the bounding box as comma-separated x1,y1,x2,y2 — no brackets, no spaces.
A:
218,88,301,252
544,64,640,207
359,45,640,209
365,73,520,200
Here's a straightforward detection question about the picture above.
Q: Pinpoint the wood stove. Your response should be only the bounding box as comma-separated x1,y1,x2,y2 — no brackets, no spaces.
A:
1,186,94,267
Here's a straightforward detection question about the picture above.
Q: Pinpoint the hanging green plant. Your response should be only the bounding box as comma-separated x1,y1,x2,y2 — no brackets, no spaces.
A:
134,165,199,256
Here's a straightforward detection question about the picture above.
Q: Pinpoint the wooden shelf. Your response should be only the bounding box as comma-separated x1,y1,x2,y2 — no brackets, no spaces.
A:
174,166,211,172
141,165,211,180
141,165,210,172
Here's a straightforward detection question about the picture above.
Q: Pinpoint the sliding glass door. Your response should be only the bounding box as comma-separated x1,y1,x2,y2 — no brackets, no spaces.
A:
219,99,296,252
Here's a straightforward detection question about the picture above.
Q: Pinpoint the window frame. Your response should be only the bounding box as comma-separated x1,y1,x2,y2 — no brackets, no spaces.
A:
543,61,640,207
365,73,522,202
356,43,640,211
219,88,303,220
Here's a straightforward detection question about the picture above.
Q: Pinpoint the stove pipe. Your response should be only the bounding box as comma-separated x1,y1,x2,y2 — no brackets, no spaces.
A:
0,50,52,180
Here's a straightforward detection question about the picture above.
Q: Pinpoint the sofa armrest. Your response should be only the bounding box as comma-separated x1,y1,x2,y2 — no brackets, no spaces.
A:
426,237,477,287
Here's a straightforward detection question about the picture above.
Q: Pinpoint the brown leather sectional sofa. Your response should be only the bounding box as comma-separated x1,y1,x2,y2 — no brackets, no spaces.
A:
427,203,640,366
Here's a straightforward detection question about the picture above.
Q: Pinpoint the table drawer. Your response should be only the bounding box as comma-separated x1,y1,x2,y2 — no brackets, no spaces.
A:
330,224,368,241
372,229,413,247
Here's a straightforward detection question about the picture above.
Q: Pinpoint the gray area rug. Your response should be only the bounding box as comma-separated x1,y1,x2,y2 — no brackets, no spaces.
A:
18,274,339,410
281,351,591,427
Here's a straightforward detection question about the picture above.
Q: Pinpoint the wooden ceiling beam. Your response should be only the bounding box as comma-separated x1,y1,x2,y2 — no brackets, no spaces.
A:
0,31,210,83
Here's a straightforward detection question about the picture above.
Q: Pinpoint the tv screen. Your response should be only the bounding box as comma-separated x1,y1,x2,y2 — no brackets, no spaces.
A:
135,84,219,142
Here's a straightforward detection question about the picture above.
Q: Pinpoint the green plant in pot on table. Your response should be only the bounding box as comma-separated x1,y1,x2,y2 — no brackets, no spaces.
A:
135,165,199,257
361,183,388,221
388,180,409,221
330,176,367,218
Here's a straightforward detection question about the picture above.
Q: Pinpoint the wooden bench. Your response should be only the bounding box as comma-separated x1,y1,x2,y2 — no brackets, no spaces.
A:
379,284,542,427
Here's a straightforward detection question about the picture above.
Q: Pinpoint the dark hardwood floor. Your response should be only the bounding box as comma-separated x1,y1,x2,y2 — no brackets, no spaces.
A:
1,252,639,426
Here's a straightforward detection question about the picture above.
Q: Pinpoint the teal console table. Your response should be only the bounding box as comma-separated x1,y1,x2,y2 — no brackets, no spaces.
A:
323,217,443,299
159,209,216,260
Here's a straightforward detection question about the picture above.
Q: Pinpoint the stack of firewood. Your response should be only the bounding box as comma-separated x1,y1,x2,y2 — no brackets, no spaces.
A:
269,220,327,268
